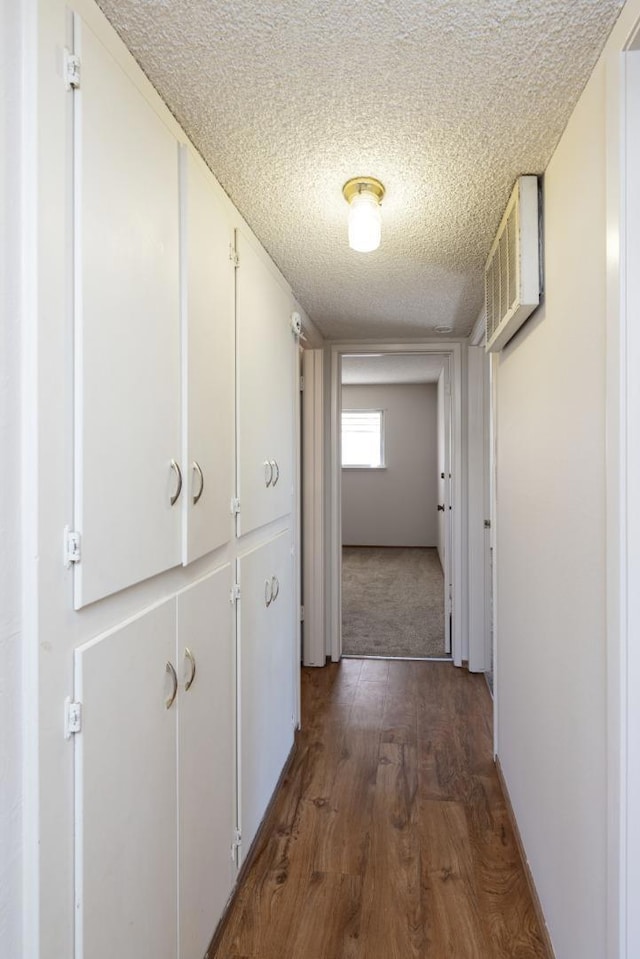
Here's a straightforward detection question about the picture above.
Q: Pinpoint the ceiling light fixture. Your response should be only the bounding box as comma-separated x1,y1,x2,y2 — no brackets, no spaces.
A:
342,177,385,253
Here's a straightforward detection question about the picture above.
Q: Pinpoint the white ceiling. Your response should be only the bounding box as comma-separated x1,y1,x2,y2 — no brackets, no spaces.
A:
342,354,445,385
96,0,623,341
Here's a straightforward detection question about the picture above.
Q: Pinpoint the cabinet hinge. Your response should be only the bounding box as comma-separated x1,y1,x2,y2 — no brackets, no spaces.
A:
300,605,305,622
230,583,241,604
64,526,81,567
64,50,81,89
230,497,241,515
229,243,239,268
299,375,304,392
231,828,242,864
64,698,82,738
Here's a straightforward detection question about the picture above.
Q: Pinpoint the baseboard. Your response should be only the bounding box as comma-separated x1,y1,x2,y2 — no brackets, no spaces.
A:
342,543,436,549
205,737,298,958
494,757,556,959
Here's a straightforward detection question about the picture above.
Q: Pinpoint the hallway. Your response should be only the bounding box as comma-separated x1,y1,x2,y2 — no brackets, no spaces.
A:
211,660,550,958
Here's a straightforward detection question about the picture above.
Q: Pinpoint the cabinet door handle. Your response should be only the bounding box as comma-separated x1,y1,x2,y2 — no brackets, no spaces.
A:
264,578,273,607
184,647,196,691
170,459,183,506
263,460,273,488
192,461,204,505
270,459,279,486
271,575,280,603
165,661,178,709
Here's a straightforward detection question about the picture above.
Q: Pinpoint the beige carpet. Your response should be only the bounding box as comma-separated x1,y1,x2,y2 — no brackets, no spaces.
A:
342,546,446,658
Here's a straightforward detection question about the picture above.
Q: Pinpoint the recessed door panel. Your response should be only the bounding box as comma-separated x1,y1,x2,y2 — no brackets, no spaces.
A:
74,600,178,959
73,14,181,607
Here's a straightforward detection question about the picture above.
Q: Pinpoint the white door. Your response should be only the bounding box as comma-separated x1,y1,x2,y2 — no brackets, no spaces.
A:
73,14,181,608
180,148,235,565
74,600,178,959
238,531,295,858
177,567,236,959
236,230,295,536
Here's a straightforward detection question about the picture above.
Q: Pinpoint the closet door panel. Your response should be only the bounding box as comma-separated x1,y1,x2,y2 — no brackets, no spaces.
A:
238,531,295,857
74,600,178,959
236,231,295,536
73,15,181,608
177,567,235,959
181,149,235,565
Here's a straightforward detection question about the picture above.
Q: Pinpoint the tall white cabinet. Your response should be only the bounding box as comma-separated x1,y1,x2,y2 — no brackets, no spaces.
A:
73,15,182,609
66,8,299,959
180,148,235,567
236,230,296,536
238,531,296,857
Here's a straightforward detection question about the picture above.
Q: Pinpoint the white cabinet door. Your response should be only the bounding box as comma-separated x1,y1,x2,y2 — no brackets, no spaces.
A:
74,600,178,959
177,567,235,959
180,149,235,565
238,531,295,858
236,231,296,536
73,14,181,608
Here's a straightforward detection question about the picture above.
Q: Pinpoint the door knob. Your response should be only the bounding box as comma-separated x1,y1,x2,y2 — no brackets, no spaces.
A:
437,504,445,512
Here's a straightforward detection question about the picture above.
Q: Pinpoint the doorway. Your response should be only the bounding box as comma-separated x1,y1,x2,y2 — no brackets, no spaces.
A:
326,343,464,666
339,353,451,660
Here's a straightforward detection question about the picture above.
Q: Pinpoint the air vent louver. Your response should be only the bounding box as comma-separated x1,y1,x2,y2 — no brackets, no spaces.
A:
485,175,541,352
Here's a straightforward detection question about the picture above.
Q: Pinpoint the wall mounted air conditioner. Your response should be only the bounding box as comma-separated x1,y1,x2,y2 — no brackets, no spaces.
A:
485,175,541,352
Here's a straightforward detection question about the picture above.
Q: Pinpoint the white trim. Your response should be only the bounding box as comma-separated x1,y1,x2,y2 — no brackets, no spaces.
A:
302,349,325,667
328,342,465,667
466,345,488,672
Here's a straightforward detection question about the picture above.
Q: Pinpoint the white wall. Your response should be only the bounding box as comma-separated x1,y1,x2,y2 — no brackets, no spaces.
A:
1,1,26,955
494,29,615,959
341,383,438,547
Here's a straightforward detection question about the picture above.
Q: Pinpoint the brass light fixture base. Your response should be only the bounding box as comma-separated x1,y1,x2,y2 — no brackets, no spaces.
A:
342,176,385,205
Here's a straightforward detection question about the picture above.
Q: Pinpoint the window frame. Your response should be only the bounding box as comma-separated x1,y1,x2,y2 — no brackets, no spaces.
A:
340,408,386,470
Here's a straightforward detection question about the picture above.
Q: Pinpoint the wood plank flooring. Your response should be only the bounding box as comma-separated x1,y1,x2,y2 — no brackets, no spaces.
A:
210,660,550,959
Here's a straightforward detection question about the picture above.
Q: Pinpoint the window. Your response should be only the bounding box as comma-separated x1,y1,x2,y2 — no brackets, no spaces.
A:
341,409,385,468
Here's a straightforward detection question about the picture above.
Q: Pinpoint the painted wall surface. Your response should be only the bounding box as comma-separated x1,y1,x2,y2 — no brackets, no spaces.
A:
341,383,438,547
494,44,610,959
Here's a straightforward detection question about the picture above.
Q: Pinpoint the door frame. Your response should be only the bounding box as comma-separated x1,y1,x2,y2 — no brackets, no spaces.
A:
326,341,464,666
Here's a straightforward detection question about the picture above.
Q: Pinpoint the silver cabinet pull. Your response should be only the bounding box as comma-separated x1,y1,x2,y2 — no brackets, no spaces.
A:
165,661,178,709
263,460,273,488
184,647,196,691
271,575,280,603
192,461,204,505
264,578,273,607
270,459,280,486
170,459,183,506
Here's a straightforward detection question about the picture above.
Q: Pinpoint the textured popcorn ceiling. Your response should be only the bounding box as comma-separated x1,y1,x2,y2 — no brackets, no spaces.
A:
342,354,445,385
96,0,623,340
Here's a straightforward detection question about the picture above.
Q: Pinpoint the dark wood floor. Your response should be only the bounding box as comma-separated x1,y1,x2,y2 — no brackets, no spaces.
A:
211,659,550,959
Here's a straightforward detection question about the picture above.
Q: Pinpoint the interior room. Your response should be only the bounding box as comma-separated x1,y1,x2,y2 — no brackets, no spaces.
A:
3,2,640,959
340,353,450,659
